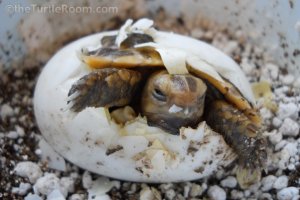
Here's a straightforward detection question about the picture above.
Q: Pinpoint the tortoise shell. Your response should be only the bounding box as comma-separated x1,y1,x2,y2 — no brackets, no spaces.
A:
80,20,261,127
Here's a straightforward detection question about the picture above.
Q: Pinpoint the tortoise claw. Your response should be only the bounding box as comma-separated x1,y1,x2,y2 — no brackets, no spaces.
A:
236,137,267,188
236,165,262,189
68,68,141,112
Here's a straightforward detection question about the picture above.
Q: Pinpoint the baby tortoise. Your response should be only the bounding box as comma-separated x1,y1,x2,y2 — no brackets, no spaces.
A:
68,33,267,188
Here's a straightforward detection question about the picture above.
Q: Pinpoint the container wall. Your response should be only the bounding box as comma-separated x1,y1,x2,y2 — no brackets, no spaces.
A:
0,0,299,74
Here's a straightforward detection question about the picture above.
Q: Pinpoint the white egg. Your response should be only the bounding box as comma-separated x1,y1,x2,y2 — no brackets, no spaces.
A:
33,19,253,182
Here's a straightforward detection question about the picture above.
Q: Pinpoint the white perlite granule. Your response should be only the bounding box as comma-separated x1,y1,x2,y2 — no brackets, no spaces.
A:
11,182,31,196
33,173,61,196
60,177,75,196
14,161,42,183
273,176,289,190
220,176,237,188
69,194,85,200
47,189,65,200
208,185,226,200
277,187,299,200
261,175,277,192
82,171,93,189
0,104,14,119
277,103,299,120
268,130,282,145
279,118,299,137
24,193,43,200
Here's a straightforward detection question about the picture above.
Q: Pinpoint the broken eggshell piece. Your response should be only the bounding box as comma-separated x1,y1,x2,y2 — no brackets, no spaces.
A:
33,19,244,182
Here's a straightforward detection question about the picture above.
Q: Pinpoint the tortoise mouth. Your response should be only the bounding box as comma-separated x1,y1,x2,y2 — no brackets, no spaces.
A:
144,112,202,135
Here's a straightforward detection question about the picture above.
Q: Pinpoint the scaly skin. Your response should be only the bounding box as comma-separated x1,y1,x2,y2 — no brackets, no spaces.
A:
205,100,267,188
68,68,141,112
141,70,207,134
205,100,267,169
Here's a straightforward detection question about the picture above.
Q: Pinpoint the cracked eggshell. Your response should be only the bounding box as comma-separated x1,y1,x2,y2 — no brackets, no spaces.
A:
34,31,236,182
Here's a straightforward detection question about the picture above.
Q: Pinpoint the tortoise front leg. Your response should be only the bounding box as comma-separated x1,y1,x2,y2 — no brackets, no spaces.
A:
205,100,267,188
68,68,141,112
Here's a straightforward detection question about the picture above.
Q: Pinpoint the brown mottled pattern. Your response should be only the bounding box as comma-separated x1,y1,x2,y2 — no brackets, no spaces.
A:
101,35,117,47
185,76,197,92
89,48,134,57
68,68,141,112
205,100,267,169
100,33,153,49
171,75,188,91
120,33,154,49
187,64,261,125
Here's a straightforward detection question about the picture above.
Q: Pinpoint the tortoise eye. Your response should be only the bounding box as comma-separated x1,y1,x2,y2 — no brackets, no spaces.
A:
152,88,167,102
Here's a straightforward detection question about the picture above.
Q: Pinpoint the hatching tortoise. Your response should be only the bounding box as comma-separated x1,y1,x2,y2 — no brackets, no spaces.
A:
68,29,267,187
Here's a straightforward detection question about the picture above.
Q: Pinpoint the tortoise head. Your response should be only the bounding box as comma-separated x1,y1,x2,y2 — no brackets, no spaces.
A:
141,70,207,134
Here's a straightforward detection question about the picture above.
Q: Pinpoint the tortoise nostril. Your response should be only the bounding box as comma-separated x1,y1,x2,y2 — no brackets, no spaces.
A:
152,88,167,102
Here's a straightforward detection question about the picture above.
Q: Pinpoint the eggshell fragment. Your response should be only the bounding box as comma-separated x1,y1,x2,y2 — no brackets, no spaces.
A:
34,31,237,182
